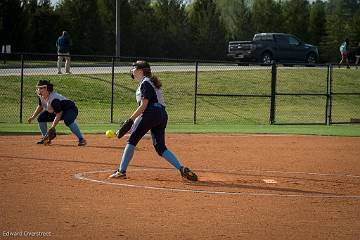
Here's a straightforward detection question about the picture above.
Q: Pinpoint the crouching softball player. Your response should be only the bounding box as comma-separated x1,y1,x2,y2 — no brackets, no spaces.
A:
28,80,86,146
109,60,198,181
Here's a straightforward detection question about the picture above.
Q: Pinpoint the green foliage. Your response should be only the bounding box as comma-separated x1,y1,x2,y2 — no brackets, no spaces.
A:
282,0,310,41
217,0,252,41
320,0,359,62
251,0,283,33
188,0,227,59
308,0,326,46
0,0,28,51
56,0,107,54
28,3,60,52
153,0,191,58
0,0,359,61
349,7,360,45
128,0,164,57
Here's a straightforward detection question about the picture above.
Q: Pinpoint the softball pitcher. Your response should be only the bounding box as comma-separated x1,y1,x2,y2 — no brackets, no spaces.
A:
28,80,86,146
109,60,197,181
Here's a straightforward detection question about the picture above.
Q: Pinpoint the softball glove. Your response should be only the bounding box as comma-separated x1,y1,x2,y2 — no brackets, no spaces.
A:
116,119,133,139
43,127,56,145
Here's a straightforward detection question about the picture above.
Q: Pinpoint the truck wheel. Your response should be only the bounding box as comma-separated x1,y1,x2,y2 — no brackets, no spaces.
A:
261,52,273,64
306,53,317,64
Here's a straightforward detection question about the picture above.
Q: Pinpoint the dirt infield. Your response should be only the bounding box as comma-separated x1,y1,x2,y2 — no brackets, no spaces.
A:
1,134,360,240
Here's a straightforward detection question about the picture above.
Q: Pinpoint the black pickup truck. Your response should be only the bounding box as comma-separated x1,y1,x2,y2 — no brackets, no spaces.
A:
227,33,319,64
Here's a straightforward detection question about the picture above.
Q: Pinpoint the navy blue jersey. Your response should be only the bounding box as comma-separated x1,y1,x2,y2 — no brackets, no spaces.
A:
38,92,75,113
136,77,165,111
129,77,167,149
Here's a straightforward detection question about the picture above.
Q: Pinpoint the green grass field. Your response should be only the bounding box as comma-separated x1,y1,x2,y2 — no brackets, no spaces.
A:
1,65,359,136
1,123,360,137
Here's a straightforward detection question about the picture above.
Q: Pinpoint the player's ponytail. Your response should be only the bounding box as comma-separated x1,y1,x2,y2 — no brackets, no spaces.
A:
134,60,162,89
150,75,162,89
47,82,54,92
141,64,162,89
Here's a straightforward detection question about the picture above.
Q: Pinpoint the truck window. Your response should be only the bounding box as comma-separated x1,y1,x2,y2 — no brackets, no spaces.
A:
254,34,273,41
288,36,300,46
275,35,288,45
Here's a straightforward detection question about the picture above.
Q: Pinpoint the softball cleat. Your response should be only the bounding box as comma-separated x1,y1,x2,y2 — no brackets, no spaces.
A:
78,138,87,146
37,138,50,145
109,170,127,179
180,167,198,181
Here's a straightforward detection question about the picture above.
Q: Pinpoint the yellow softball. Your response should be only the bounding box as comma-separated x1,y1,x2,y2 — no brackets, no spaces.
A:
105,130,115,138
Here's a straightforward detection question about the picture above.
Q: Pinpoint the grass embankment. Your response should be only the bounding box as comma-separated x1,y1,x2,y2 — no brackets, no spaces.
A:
1,66,359,136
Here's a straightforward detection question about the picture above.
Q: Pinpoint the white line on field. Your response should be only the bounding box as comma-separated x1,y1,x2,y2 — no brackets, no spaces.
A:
74,169,360,199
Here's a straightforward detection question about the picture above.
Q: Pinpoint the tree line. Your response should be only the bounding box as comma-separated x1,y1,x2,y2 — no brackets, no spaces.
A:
1,0,359,62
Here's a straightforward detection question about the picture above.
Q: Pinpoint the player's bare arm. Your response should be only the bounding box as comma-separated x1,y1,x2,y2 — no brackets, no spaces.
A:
28,105,44,123
51,111,63,129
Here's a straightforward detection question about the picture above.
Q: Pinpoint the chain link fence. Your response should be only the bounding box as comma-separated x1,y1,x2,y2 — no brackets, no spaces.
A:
274,65,330,124
330,65,360,124
194,63,272,124
0,53,359,125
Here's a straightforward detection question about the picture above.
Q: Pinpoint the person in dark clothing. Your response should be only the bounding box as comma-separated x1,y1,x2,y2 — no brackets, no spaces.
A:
109,60,198,181
28,80,86,146
56,31,72,74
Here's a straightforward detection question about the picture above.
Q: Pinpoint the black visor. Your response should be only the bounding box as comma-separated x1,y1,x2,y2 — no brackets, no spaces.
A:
132,61,150,70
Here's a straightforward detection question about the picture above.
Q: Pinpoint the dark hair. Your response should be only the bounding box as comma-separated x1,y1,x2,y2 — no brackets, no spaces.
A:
37,80,54,92
150,75,162,89
133,60,162,89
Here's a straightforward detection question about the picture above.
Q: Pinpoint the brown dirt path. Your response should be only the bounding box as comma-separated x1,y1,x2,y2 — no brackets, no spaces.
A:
0,134,359,240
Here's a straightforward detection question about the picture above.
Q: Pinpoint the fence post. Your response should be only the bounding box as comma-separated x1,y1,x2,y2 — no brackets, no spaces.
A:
325,64,330,125
193,61,198,124
328,64,333,125
111,57,115,123
19,54,24,123
269,63,277,124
